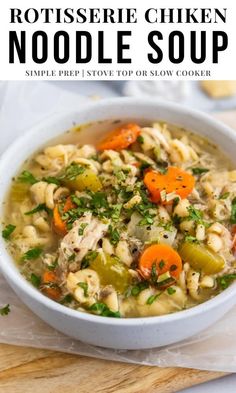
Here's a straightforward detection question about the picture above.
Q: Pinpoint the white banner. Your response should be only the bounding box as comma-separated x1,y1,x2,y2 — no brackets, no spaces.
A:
0,0,235,80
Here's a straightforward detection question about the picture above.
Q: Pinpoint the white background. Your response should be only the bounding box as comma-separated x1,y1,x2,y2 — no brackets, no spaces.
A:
0,0,236,80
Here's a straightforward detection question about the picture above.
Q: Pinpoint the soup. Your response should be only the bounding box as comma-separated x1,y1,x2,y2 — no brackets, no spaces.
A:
2,120,236,318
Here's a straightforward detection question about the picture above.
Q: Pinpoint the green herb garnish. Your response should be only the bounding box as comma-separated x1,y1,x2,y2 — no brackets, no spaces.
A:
81,251,98,269
172,214,181,226
42,176,61,185
60,294,74,304
137,135,144,144
130,282,149,296
156,277,175,288
230,197,236,224
159,260,165,269
24,203,51,216
184,235,199,244
156,160,168,175
2,224,16,240
173,197,180,209
21,247,42,261
78,223,88,236
18,170,37,185
167,287,176,295
60,162,85,181
217,274,236,289
219,192,230,200
138,216,154,226
151,263,157,283
139,162,151,174
108,225,120,245
114,170,127,183
89,191,109,210
0,304,10,316
78,282,88,297
146,293,161,305
111,204,122,222
30,273,41,288
191,167,209,175
187,206,203,223
170,264,177,272
68,253,76,262
89,302,121,318
47,258,58,271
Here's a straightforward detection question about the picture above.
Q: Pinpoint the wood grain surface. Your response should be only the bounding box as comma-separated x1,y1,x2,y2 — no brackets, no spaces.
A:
0,110,234,393
0,344,226,393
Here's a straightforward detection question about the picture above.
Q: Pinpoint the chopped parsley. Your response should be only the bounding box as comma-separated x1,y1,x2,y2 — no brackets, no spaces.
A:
219,192,230,200
184,235,199,244
130,281,149,296
137,135,144,144
68,253,76,262
110,204,122,222
170,264,177,272
81,251,98,269
42,176,61,185
89,302,121,318
114,170,127,183
138,216,154,226
139,161,151,175
78,223,88,236
156,160,168,175
146,293,161,305
60,294,73,304
66,191,118,226
18,170,37,185
187,206,203,223
217,274,236,289
78,282,88,297
191,167,209,175
89,191,108,210
173,197,180,209
167,287,176,295
2,224,16,240
151,263,158,283
24,203,51,216
47,258,58,271
108,225,120,245
156,277,175,288
159,260,165,269
30,273,41,288
230,197,236,224
60,162,85,181
134,188,157,226
0,304,10,316
21,247,42,262
172,214,181,226
159,221,174,231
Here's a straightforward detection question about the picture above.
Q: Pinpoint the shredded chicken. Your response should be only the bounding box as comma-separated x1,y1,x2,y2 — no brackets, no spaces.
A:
59,212,108,270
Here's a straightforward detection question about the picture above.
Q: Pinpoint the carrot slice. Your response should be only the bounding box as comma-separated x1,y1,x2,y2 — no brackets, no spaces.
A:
43,271,57,283
43,287,61,300
139,244,182,280
53,196,75,236
42,271,61,300
144,167,195,204
97,123,141,151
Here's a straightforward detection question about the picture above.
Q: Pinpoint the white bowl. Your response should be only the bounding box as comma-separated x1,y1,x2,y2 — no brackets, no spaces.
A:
0,98,236,350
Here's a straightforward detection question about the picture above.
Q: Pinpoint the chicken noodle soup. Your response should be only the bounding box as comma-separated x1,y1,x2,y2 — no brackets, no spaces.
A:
2,120,236,318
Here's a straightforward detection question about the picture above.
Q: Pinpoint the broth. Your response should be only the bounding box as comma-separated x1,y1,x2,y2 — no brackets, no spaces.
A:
2,119,236,318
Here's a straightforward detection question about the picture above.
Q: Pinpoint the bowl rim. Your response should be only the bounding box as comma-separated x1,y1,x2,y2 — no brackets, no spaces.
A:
0,96,236,326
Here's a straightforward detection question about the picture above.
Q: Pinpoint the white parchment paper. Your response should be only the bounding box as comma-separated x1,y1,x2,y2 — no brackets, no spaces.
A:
0,81,236,371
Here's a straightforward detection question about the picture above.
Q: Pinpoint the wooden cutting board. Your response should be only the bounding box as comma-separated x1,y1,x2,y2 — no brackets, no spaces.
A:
0,110,234,393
